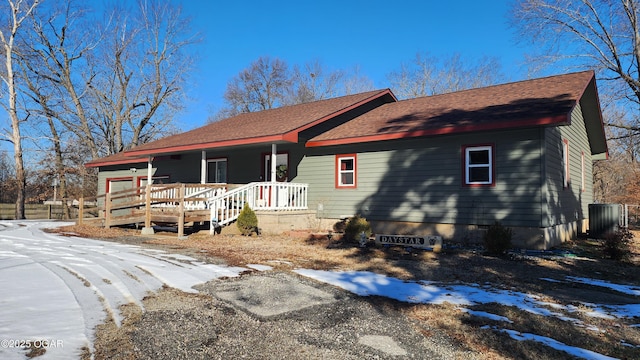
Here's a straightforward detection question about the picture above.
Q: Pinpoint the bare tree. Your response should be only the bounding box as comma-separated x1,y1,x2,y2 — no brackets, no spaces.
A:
0,0,41,219
88,0,197,154
386,53,505,99
511,0,640,131
22,0,197,164
342,65,375,95
285,60,345,105
220,56,290,117
212,58,376,121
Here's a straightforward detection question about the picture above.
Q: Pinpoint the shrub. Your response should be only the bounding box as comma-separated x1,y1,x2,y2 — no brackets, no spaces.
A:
483,221,512,256
343,215,372,242
237,203,258,236
602,227,633,262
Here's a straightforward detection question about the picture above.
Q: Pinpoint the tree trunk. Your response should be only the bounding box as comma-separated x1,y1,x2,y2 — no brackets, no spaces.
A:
6,39,25,219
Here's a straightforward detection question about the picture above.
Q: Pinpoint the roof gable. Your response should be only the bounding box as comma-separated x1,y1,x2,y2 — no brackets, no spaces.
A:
306,71,604,151
123,89,395,157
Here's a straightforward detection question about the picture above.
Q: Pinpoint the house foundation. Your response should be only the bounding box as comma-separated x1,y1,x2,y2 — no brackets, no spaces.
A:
368,219,589,250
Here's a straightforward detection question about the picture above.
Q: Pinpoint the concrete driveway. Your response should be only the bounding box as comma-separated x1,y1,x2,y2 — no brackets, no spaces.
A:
0,221,245,359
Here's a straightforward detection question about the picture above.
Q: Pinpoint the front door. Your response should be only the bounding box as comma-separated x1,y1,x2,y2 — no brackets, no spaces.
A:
107,178,133,217
263,153,288,182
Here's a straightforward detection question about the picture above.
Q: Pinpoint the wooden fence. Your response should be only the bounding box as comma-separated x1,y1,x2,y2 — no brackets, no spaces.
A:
0,203,89,220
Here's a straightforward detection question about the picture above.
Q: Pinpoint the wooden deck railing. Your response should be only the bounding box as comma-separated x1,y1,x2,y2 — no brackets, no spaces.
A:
77,182,308,237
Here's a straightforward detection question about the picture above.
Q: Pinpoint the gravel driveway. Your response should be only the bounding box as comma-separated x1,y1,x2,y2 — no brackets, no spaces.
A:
0,221,480,359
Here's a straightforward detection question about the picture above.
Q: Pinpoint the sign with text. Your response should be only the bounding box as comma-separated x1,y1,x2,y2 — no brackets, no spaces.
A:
375,234,442,252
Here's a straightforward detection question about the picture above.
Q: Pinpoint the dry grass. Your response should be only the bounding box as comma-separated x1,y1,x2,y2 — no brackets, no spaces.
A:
51,224,640,359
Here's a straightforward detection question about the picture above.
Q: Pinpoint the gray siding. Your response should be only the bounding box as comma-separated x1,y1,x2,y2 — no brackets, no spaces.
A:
295,129,546,228
543,103,594,227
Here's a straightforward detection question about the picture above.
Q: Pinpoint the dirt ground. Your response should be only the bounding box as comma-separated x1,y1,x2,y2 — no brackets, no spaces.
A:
52,224,640,359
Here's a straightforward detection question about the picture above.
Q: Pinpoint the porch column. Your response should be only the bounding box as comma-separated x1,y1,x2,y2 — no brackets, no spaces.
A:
141,156,155,235
271,143,277,208
201,150,206,184
270,144,277,182
147,156,152,182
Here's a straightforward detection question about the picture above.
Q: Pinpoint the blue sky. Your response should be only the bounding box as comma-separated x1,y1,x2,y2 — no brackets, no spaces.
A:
179,0,535,129
1,0,536,158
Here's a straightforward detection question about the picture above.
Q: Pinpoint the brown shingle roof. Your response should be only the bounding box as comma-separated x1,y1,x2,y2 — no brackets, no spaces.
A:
123,89,394,157
306,71,597,147
85,151,148,168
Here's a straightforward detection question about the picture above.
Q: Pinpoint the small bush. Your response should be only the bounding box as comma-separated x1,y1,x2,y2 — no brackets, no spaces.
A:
343,215,372,242
602,227,633,262
237,203,258,236
483,221,512,256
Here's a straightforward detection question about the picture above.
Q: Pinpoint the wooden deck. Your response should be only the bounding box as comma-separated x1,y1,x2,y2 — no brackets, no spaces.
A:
77,183,226,236
77,182,309,237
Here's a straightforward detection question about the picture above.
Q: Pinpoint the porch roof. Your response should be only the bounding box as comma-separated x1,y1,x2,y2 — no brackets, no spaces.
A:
305,71,608,156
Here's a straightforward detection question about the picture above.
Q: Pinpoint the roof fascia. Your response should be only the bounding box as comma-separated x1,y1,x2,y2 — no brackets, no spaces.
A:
124,134,293,157
579,75,609,157
85,157,148,168
306,114,569,147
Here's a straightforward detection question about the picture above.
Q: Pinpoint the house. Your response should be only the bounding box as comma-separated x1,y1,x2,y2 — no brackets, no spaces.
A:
86,70,608,249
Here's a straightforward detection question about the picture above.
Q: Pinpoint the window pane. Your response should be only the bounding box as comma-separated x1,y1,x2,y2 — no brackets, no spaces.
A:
207,165,216,183
217,161,227,183
469,167,490,182
469,150,489,165
208,160,227,183
341,159,354,171
341,173,354,185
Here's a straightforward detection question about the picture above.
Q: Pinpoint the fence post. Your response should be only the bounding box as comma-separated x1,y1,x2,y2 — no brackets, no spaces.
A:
78,197,84,224
145,184,152,229
105,193,112,228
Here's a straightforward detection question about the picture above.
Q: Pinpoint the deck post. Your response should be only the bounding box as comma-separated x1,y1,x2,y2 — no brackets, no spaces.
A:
178,184,185,238
104,192,111,228
78,197,84,224
141,184,154,235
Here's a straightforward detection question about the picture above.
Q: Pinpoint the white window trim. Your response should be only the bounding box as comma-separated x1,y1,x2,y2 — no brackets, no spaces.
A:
337,155,356,188
465,145,493,185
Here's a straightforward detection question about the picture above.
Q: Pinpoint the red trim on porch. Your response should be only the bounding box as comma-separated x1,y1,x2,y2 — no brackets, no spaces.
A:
87,158,147,168
124,135,293,157
105,176,133,193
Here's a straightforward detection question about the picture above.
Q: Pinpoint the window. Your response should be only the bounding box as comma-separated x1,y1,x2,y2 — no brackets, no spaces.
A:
207,158,227,183
336,154,356,188
463,145,494,186
562,139,570,188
